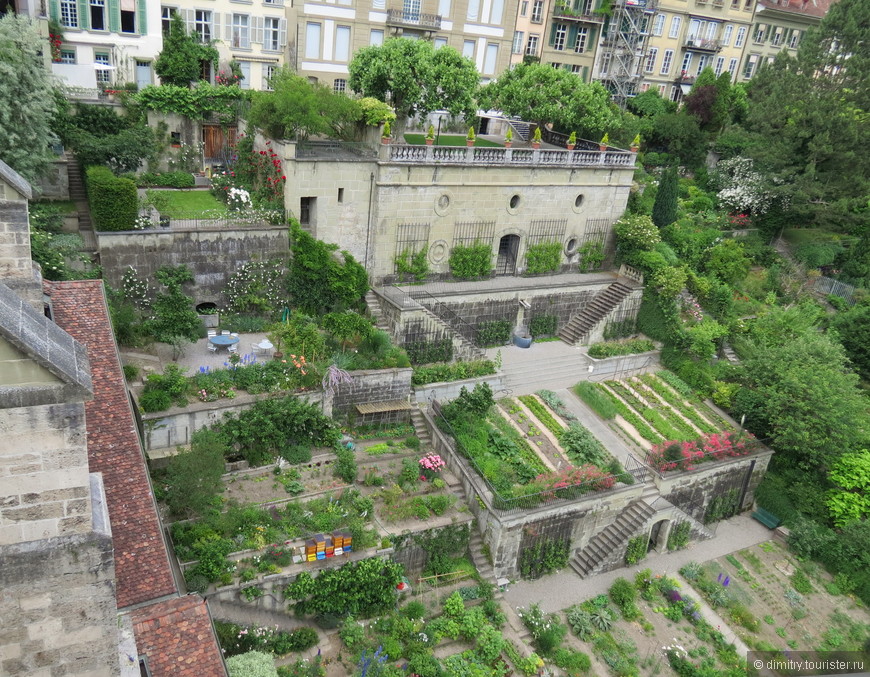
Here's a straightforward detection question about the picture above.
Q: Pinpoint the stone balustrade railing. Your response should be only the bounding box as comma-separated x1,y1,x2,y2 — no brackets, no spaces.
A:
383,143,636,168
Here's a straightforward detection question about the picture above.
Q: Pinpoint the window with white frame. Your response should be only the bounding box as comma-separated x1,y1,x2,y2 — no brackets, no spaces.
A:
438,0,450,17
264,64,276,89
531,0,543,22
305,22,321,58
264,17,281,51
94,53,111,84
705,22,717,40
195,10,211,42
571,64,581,73
753,23,766,43
89,0,105,30
550,62,561,69
688,18,700,39
600,52,610,74
658,83,666,94
771,26,783,46
722,24,733,45
639,83,649,92
120,2,135,32
483,43,498,74
237,60,250,88
434,37,447,48
60,0,77,27
695,54,708,75
161,6,175,33
370,29,384,46
788,30,799,48
714,56,724,75
335,25,350,61
743,53,758,78
681,52,692,73
525,34,539,55
574,26,588,52
553,23,566,50
462,40,475,58
512,31,524,54
466,0,479,20
728,57,737,74
334,78,347,92
232,14,250,48
520,0,528,15
735,26,746,47
668,16,681,38
644,47,657,73
660,48,673,74
59,49,76,63
670,85,680,101
652,13,665,36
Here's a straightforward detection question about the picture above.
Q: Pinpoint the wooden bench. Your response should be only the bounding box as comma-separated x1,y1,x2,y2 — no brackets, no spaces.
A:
355,399,412,425
751,507,781,529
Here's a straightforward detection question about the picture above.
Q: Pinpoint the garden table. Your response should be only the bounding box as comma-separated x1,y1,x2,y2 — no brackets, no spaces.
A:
209,335,240,351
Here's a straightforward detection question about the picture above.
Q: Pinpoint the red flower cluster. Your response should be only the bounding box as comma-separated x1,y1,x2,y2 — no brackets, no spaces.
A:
48,33,62,62
728,213,750,227
647,431,756,472
533,464,616,499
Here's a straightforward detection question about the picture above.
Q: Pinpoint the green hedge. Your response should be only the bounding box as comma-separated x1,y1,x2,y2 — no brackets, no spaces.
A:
525,241,562,275
477,320,511,347
449,242,492,279
411,359,497,385
529,314,558,337
85,166,137,231
587,338,655,359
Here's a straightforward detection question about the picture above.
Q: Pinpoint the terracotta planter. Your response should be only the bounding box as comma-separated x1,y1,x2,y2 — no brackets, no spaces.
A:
466,140,475,147
532,142,541,149
599,144,607,151
381,137,390,145
425,138,434,146
567,144,575,150
630,145,639,152
505,141,512,148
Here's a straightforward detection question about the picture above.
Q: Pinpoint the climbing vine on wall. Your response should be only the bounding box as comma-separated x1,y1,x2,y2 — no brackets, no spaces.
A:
519,536,571,580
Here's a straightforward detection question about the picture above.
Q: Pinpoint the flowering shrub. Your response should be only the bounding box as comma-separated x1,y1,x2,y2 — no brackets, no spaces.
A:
227,186,253,211
418,453,445,479
530,464,616,499
646,431,757,472
714,156,774,215
224,259,287,314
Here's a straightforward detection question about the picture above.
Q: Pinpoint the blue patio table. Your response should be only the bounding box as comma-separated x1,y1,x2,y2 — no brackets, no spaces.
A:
209,335,240,350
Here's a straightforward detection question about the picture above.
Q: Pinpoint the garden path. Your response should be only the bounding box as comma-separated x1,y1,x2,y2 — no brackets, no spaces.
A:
502,513,771,620
553,387,639,466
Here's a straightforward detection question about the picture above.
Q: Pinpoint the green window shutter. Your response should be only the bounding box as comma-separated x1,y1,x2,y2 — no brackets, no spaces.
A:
568,24,578,47
588,26,597,43
76,0,89,29
549,23,557,46
137,0,147,34
582,65,589,81
108,0,120,32
49,0,59,22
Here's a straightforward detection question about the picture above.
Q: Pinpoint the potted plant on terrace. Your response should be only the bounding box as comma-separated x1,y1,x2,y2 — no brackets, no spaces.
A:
425,125,435,145
631,133,641,152
532,127,542,149
505,127,513,148
599,133,609,151
466,127,476,147
381,121,391,144
567,131,577,150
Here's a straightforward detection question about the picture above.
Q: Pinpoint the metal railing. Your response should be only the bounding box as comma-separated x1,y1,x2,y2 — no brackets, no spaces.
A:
386,7,442,29
552,4,606,21
810,275,857,306
386,143,635,168
683,37,721,51
391,284,481,348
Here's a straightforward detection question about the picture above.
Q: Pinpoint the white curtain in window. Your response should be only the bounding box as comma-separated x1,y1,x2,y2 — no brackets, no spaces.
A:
305,22,321,59
335,26,350,61
482,43,498,74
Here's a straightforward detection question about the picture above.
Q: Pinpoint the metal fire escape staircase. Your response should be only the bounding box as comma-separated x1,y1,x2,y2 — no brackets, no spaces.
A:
597,0,658,108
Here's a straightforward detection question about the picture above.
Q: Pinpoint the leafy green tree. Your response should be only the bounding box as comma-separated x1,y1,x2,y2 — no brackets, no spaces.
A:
737,331,870,469
703,238,750,286
683,67,732,134
652,166,679,229
248,68,362,140
145,265,202,343
0,13,58,181
163,429,227,518
826,450,870,528
627,89,676,119
478,63,618,136
287,221,368,315
614,214,661,255
348,38,478,135
648,112,707,167
154,13,218,87
830,303,870,380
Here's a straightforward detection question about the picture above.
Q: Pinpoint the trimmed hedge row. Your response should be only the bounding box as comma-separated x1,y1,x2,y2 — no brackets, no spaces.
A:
85,166,137,231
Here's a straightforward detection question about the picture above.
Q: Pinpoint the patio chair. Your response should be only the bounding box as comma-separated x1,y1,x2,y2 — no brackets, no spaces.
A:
228,343,239,353
230,332,239,338
207,329,217,338
252,343,264,356
207,343,218,353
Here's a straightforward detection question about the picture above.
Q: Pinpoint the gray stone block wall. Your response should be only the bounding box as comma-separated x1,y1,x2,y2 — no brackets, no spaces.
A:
0,529,120,677
332,368,413,417
97,227,290,304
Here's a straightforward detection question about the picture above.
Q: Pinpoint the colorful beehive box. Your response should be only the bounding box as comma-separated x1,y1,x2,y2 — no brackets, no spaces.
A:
305,538,317,562
341,530,352,552
312,533,326,553
332,531,344,556
325,535,335,557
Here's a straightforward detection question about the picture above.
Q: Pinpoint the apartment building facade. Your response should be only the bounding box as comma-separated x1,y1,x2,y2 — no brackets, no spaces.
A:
47,0,163,90
735,0,831,82
639,0,754,100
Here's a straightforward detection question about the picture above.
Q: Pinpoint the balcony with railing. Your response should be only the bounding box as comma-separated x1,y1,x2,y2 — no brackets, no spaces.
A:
386,7,442,30
552,2,606,22
384,143,636,168
683,36,721,51
674,71,696,84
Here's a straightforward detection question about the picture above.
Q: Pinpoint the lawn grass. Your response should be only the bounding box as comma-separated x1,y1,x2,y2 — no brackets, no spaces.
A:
148,189,226,217
403,133,502,148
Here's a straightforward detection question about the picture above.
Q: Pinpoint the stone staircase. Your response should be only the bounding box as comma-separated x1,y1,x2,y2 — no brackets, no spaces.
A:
66,156,97,252
509,121,531,141
558,281,636,346
409,401,432,448
500,349,591,394
364,290,390,332
569,499,656,579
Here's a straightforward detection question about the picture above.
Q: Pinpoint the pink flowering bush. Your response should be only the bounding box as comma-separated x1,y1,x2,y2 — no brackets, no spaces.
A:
647,431,757,472
419,452,445,479
531,464,616,500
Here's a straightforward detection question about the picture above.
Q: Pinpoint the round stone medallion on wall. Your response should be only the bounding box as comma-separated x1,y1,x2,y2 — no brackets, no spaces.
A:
429,239,449,264
565,237,579,256
571,193,586,214
434,192,453,217
506,193,522,215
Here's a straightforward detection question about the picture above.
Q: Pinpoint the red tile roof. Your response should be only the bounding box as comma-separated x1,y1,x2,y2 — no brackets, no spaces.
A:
757,0,834,19
131,596,228,677
48,280,177,608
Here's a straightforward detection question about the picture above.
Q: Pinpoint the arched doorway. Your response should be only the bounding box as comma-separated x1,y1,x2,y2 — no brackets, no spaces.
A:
495,234,520,276
649,519,671,552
